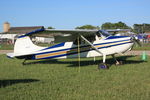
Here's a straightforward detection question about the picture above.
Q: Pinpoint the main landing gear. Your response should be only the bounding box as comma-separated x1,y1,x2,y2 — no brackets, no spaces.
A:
22,59,27,65
98,54,122,69
112,54,123,65
98,54,109,69
98,63,109,69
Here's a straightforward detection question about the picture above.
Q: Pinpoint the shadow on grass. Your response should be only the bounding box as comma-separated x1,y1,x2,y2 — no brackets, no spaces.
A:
23,55,145,67
0,79,39,88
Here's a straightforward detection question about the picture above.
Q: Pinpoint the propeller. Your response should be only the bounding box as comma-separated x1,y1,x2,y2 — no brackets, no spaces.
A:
131,36,141,47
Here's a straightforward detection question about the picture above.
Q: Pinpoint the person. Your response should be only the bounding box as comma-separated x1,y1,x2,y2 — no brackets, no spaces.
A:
147,35,150,43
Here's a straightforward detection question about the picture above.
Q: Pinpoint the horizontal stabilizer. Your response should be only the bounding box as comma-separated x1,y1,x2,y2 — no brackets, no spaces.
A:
7,53,14,58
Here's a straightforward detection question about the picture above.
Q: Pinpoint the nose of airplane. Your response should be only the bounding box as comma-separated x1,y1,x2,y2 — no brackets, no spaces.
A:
130,36,141,46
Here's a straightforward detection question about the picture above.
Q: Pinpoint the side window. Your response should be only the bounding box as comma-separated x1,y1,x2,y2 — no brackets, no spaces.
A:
73,37,85,45
96,32,101,37
73,35,96,45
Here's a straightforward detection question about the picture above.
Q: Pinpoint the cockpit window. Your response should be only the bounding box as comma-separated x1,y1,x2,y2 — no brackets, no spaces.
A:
98,30,111,37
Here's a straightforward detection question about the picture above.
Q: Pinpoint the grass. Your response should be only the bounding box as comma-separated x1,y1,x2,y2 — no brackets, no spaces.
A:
133,43,150,50
0,54,150,100
0,44,14,50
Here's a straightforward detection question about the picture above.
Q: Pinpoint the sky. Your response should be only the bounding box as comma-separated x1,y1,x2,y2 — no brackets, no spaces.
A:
0,0,150,32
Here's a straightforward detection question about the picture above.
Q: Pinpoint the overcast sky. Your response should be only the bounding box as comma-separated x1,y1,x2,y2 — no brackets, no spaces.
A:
0,0,150,32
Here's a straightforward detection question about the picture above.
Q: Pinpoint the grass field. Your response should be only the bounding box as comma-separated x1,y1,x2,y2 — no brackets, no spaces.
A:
133,43,150,50
0,44,14,50
0,54,150,100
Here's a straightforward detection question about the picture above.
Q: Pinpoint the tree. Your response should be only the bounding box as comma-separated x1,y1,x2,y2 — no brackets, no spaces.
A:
133,23,150,33
47,26,55,29
75,25,98,29
101,21,131,29
101,22,113,29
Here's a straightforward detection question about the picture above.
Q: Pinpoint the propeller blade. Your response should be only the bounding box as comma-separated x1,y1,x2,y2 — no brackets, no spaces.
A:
131,36,141,47
135,39,141,47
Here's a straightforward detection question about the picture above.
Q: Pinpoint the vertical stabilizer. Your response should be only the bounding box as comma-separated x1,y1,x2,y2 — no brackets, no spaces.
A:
14,36,45,56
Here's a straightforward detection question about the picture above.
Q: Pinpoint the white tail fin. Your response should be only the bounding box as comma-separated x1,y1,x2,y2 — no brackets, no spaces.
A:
14,36,45,56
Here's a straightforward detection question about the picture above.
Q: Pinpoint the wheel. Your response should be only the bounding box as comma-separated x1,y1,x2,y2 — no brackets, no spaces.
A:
22,59,27,65
115,61,123,66
98,63,109,69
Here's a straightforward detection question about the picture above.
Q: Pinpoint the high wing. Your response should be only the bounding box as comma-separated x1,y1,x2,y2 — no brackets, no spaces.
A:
18,28,112,43
45,29,98,43
20,29,98,43
45,29,98,35
18,28,113,42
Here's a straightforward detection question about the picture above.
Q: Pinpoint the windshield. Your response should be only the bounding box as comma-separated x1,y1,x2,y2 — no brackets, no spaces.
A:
98,30,111,37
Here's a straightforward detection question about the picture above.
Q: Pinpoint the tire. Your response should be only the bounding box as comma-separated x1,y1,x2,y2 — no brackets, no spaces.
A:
98,63,109,69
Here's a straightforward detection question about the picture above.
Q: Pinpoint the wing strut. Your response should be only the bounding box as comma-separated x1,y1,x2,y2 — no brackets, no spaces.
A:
80,35,108,68
80,35,103,55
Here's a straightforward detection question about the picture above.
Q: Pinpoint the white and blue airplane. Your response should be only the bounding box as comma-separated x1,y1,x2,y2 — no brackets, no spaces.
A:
7,29,140,68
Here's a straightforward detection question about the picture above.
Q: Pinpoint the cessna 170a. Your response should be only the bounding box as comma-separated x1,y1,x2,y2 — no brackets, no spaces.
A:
7,29,140,69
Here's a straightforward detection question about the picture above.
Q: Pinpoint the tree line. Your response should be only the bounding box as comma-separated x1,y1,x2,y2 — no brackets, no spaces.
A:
48,22,150,33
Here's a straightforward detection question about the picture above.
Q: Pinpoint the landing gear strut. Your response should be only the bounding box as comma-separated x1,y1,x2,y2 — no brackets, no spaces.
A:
112,54,123,65
98,54,123,69
22,59,27,65
98,54,109,69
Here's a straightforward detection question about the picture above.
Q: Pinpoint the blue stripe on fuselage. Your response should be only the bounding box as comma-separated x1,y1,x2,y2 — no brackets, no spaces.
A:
106,36,129,39
94,39,130,46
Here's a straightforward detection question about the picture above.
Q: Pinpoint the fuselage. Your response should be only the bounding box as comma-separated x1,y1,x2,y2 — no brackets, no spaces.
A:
22,35,134,60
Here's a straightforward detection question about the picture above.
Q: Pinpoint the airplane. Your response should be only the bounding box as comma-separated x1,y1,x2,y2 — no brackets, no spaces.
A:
6,28,140,69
